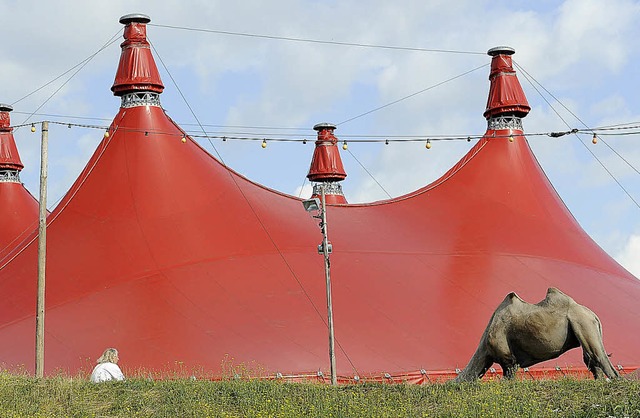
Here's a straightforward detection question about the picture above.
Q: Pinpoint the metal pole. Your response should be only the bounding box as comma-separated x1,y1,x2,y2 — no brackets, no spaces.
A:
35,121,48,378
320,183,337,385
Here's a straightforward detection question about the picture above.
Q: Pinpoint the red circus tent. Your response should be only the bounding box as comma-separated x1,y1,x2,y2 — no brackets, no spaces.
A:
0,104,39,253
0,15,638,382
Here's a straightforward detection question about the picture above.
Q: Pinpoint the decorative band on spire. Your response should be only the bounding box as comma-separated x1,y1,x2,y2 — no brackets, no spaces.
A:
120,91,162,108
312,183,345,198
111,13,165,98
487,115,523,131
0,170,21,183
483,46,530,120
310,182,347,204
0,104,24,177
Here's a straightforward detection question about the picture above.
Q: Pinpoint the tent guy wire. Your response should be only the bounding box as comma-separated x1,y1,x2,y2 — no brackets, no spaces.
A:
148,22,488,55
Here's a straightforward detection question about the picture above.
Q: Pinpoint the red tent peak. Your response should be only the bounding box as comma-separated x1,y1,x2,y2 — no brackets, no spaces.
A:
0,104,12,132
488,46,515,56
0,104,24,172
483,46,530,120
111,14,164,100
307,123,347,204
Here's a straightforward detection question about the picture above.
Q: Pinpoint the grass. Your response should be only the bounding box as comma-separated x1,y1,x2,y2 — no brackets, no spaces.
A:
0,371,639,417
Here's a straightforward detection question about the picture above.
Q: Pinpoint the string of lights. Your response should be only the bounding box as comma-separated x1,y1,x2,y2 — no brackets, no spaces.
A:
13,120,640,145
13,109,640,136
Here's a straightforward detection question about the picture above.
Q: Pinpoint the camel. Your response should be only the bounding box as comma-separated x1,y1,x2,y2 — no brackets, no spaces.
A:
454,287,619,382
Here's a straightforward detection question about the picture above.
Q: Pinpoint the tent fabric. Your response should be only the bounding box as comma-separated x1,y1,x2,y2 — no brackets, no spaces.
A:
0,183,40,252
0,17,638,380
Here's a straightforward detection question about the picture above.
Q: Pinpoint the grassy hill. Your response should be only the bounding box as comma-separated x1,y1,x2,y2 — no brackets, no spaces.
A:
1,372,639,417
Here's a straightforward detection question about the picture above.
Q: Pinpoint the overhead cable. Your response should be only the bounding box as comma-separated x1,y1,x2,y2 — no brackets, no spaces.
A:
14,120,640,144
338,63,489,126
149,23,485,55
12,30,122,127
346,148,392,199
515,62,639,176
149,37,222,162
515,61,640,210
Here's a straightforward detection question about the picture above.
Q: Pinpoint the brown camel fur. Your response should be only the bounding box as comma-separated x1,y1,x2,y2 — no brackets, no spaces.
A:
454,288,619,382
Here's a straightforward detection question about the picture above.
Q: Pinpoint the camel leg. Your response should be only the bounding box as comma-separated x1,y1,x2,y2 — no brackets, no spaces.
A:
571,318,619,380
455,351,494,382
583,351,606,379
498,359,519,379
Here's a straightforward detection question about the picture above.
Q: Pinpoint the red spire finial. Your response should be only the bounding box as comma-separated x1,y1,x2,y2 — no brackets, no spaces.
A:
307,123,347,182
0,104,24,171
111,14,164,96
307,123,347,204
483,46,530,120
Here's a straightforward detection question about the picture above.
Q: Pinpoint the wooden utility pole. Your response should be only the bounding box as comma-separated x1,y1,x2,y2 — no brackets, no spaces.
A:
320,183,337,385
35,121,48,378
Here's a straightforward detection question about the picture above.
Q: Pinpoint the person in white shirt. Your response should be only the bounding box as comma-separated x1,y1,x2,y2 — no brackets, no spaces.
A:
90,347,125,383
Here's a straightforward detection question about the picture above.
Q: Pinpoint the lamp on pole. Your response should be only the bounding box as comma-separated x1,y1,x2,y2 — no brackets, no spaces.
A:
302,182,337,385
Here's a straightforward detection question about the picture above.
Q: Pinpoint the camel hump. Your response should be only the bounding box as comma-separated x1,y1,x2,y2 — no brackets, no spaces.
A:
502,291,525,306
547,287,567,297
541,287,574,307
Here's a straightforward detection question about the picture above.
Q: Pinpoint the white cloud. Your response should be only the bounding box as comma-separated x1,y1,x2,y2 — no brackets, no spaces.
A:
616,234,640,278
293,183,314,200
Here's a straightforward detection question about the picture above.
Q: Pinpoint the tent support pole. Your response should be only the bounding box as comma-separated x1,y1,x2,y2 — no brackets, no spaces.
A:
35,121,48,378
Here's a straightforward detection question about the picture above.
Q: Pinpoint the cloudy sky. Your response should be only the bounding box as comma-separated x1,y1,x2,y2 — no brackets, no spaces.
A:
2,0,639,276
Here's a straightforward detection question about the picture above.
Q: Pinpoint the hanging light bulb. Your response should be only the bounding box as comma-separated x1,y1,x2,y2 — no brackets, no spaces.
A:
467,136,471,142
508,134,514,143
592,133,598,144
30,123,36,133
425,139,432,149
181,134,187,143
302,139,307,144
104,129,110,138
222,136,227,142
342,141,348,150
261,139,267,148
385,139,389,145
67,123,72,129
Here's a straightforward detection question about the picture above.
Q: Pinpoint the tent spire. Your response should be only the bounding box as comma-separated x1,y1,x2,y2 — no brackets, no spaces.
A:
307,122,348,204
484,46,530,132
111,13,164,108
0,104,24,182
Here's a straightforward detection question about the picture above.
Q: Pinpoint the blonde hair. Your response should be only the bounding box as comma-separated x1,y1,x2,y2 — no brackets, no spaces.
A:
97,348,119,364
